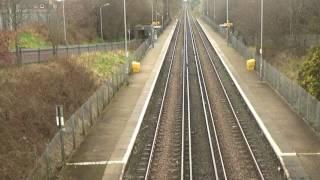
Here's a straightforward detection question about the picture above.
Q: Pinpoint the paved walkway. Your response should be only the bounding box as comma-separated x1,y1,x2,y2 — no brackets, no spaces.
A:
57,20,177,180
198,19,320,179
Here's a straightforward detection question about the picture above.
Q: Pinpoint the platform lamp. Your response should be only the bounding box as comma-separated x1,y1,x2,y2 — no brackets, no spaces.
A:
100,3,110,41
260,0,264,80
56,0,67,45
124,0,128,57
213,0,216,22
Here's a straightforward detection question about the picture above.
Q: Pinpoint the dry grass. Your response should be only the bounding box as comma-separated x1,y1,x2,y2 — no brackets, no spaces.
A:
0,59,98,180
0,50,126,179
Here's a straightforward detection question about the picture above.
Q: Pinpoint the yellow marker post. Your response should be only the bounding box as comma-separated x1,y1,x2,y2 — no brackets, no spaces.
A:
132,61,141,73
246,59,256,71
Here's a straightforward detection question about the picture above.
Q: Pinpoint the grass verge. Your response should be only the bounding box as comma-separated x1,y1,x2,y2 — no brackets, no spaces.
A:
0,51,126,180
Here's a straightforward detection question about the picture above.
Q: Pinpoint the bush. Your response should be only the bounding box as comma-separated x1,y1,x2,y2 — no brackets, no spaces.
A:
0,59,98,179
0,31,15,64
298,47,320,100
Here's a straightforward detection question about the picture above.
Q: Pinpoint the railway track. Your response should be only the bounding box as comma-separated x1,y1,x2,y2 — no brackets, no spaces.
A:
124,6,284,180
123,12,184,180
189,11,284,180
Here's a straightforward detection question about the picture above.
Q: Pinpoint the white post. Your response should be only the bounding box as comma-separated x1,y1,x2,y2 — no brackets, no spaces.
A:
260,0,264,80
124,0,128,57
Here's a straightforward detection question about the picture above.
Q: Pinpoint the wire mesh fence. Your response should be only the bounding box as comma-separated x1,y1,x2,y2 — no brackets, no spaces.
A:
26,18,175,179
202,16,320,133
12,39,143,64
27,38,150,180
28,63,129,180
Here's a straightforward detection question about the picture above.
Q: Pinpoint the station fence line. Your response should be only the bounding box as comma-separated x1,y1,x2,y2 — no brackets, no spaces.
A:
27,38,151,180
12,39,143,65
202,16,320,134
27,19,171,180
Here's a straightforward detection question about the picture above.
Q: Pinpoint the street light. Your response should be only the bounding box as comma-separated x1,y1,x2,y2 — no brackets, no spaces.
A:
213,0,216,22
166,0,169,19
151,0,154,23
100,3,110,41
226,0,229,23
56,0,67,45
124,0,128,57
260,0,264,80
207,0,209,16
226,0,230,46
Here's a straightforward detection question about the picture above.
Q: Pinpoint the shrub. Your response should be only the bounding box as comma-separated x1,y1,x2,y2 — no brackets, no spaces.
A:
298,47,320,100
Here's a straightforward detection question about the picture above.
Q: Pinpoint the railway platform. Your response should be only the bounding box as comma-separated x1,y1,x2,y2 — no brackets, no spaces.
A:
198,18,320,179
57,20,178,180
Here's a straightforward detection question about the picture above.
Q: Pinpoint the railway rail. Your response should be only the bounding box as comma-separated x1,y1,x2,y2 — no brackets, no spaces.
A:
123,6,284,180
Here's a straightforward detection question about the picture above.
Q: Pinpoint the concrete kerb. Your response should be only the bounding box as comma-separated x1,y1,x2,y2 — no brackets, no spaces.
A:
196,19,292,179
117,20,179,179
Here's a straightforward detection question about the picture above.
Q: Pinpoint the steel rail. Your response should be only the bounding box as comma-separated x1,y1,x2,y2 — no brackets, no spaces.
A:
144,19,182,180
186,10,220,179
192,15,265,180
184,6,193,179
191,14,228,179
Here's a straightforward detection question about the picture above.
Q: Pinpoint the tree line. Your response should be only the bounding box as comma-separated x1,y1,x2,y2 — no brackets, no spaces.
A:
205,0,320,48
0,0,182,64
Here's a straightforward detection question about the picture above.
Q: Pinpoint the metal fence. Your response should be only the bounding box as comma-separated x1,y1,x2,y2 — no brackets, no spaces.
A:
27,37,151,180
13,39,143,64
26,18,175,179
202,16,320,133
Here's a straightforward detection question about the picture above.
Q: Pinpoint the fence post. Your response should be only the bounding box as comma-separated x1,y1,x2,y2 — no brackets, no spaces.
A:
56,105,65,162
66,46,69,57
116,68,119,90
87,45,90,54
78,45,81,55
317,103,320,130
81,109,86,135
45,144,50,180
59,131,65,162
19,47,22,65
307,94,310,122
71,118,76,149
38,48,40,63
108,79,111,103
112,71,115,96
96,91,100,117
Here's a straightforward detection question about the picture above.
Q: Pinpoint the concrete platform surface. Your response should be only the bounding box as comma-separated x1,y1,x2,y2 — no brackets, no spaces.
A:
198,18,320,180
57,20,177,180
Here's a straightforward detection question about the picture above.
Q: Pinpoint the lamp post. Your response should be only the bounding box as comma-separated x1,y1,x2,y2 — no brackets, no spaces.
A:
151,0,154,23
213,0,216,22
226,0,230,46
100,3,110,41
260,0,264,80
166,0,169,19
226,0,229,23
56,0,67,45
207,0,209,16
124,0,128,57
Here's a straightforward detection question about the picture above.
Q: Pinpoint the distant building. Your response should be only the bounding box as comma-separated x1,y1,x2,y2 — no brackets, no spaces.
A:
0,0,55,30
